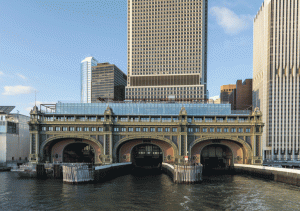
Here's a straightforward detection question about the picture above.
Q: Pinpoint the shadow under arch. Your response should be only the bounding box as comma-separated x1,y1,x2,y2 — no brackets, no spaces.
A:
130,143,164,167
62,142,96,163
40,134,104,161
113,136,179,162
199,143,234,167
190,136,252,159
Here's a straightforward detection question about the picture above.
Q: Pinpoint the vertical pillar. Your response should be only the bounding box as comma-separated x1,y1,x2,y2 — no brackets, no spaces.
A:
109,134,113,157
103,134,106,155
178,135,181,156
35,132,39,162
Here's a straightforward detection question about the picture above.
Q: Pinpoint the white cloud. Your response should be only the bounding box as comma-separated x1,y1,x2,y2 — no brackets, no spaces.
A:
2,85,36,96
210,95,220,101
17,74,27,80
210,7,253,35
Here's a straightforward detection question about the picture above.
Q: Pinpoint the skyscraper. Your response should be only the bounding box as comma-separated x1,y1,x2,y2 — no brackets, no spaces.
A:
81,57,98,103
126,0,208,101
91,63,127,102
253,0,300,161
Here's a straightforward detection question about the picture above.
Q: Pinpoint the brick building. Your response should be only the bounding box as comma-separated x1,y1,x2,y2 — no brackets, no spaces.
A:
229,79,252,110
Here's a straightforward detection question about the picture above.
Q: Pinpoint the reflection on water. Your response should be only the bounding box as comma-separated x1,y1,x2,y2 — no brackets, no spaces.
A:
1,171,300,210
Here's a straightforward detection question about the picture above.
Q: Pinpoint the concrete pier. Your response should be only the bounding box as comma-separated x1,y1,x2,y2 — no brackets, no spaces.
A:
94,163,132,182
162,163,202,184
234,164,300,186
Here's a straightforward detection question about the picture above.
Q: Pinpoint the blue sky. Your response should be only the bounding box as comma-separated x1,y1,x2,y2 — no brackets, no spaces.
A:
0,0,264,115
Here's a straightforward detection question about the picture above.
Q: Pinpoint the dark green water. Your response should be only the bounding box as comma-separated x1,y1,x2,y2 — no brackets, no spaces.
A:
1,171,300,210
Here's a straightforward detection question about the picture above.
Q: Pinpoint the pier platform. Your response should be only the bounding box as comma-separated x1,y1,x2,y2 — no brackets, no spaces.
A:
162,163,202,184
234,164,300,186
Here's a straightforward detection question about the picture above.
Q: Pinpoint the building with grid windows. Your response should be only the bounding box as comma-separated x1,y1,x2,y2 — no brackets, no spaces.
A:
91,63,127,102
126,0,208,101
81,57,98,103
0,106,30,166
253,0,300,162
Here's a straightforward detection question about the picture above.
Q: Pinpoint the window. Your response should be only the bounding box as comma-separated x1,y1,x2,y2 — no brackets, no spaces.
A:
91,127,96,132
62,127,68,131
143,127,148,132
246,128,251,133
121,128,126,132
238,128,243,133
84,127,89,132
67,116,74,121
205,118,213,122
114,127,119,132
231,128,236,133
150,127,155,132
172,128,177,132
210,128,215,133
157,127,162,132
188,128,193,132
42,127,46,131
165,127,170,132
136,127,140,132
70,127,75,131
195,128,200,132
203,128,207,132
49,127,53,131
76,127,82,132
98,127,103,132
129,127,133,132
224,128,229,133
217,128,222,133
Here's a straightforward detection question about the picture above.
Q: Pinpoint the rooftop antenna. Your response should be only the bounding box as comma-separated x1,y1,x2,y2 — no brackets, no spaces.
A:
35,91,37,107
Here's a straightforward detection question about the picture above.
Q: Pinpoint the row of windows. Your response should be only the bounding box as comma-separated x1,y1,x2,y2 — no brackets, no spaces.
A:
127,86,202,91
42,126,251,133
127,91,203,95
42,127,103,132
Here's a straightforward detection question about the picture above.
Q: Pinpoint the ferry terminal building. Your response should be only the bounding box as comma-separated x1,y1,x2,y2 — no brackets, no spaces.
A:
28,102,264,168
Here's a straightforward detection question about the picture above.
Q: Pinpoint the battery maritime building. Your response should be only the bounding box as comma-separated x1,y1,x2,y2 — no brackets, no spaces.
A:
253,0,300,161
126,0,208,101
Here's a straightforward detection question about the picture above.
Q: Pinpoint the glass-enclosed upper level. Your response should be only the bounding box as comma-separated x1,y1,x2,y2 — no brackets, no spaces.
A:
42,102,251,116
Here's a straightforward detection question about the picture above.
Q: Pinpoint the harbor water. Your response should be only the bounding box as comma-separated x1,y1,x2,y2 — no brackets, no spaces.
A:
1,171,300,210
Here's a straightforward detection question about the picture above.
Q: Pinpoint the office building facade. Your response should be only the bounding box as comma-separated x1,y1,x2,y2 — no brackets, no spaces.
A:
0,106,30,165
220,84,236,104
91,63,127,102
81,57,98,103
229,79,252,110
253,0,300,161
126,0,208,101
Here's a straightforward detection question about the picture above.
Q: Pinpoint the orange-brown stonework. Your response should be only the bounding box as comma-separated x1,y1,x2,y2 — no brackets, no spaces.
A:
51,139,102,163
191,140,246,165
119,139,175,163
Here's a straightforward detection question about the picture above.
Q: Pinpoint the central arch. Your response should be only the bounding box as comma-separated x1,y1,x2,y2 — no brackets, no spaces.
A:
131,143,163,167
114,136,178,163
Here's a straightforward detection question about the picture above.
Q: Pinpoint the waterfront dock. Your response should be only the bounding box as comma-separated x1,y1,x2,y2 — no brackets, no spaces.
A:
234,164,300,186
162,163,202,184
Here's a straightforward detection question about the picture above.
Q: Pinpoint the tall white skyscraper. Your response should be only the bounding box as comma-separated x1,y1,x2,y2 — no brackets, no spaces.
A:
253,0,300,161
81,57,98,103
126,0,208,101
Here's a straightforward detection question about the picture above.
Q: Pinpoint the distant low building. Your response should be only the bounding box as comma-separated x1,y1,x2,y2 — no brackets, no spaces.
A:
0,106,30,166
214,98,221,104
220,84,236,104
